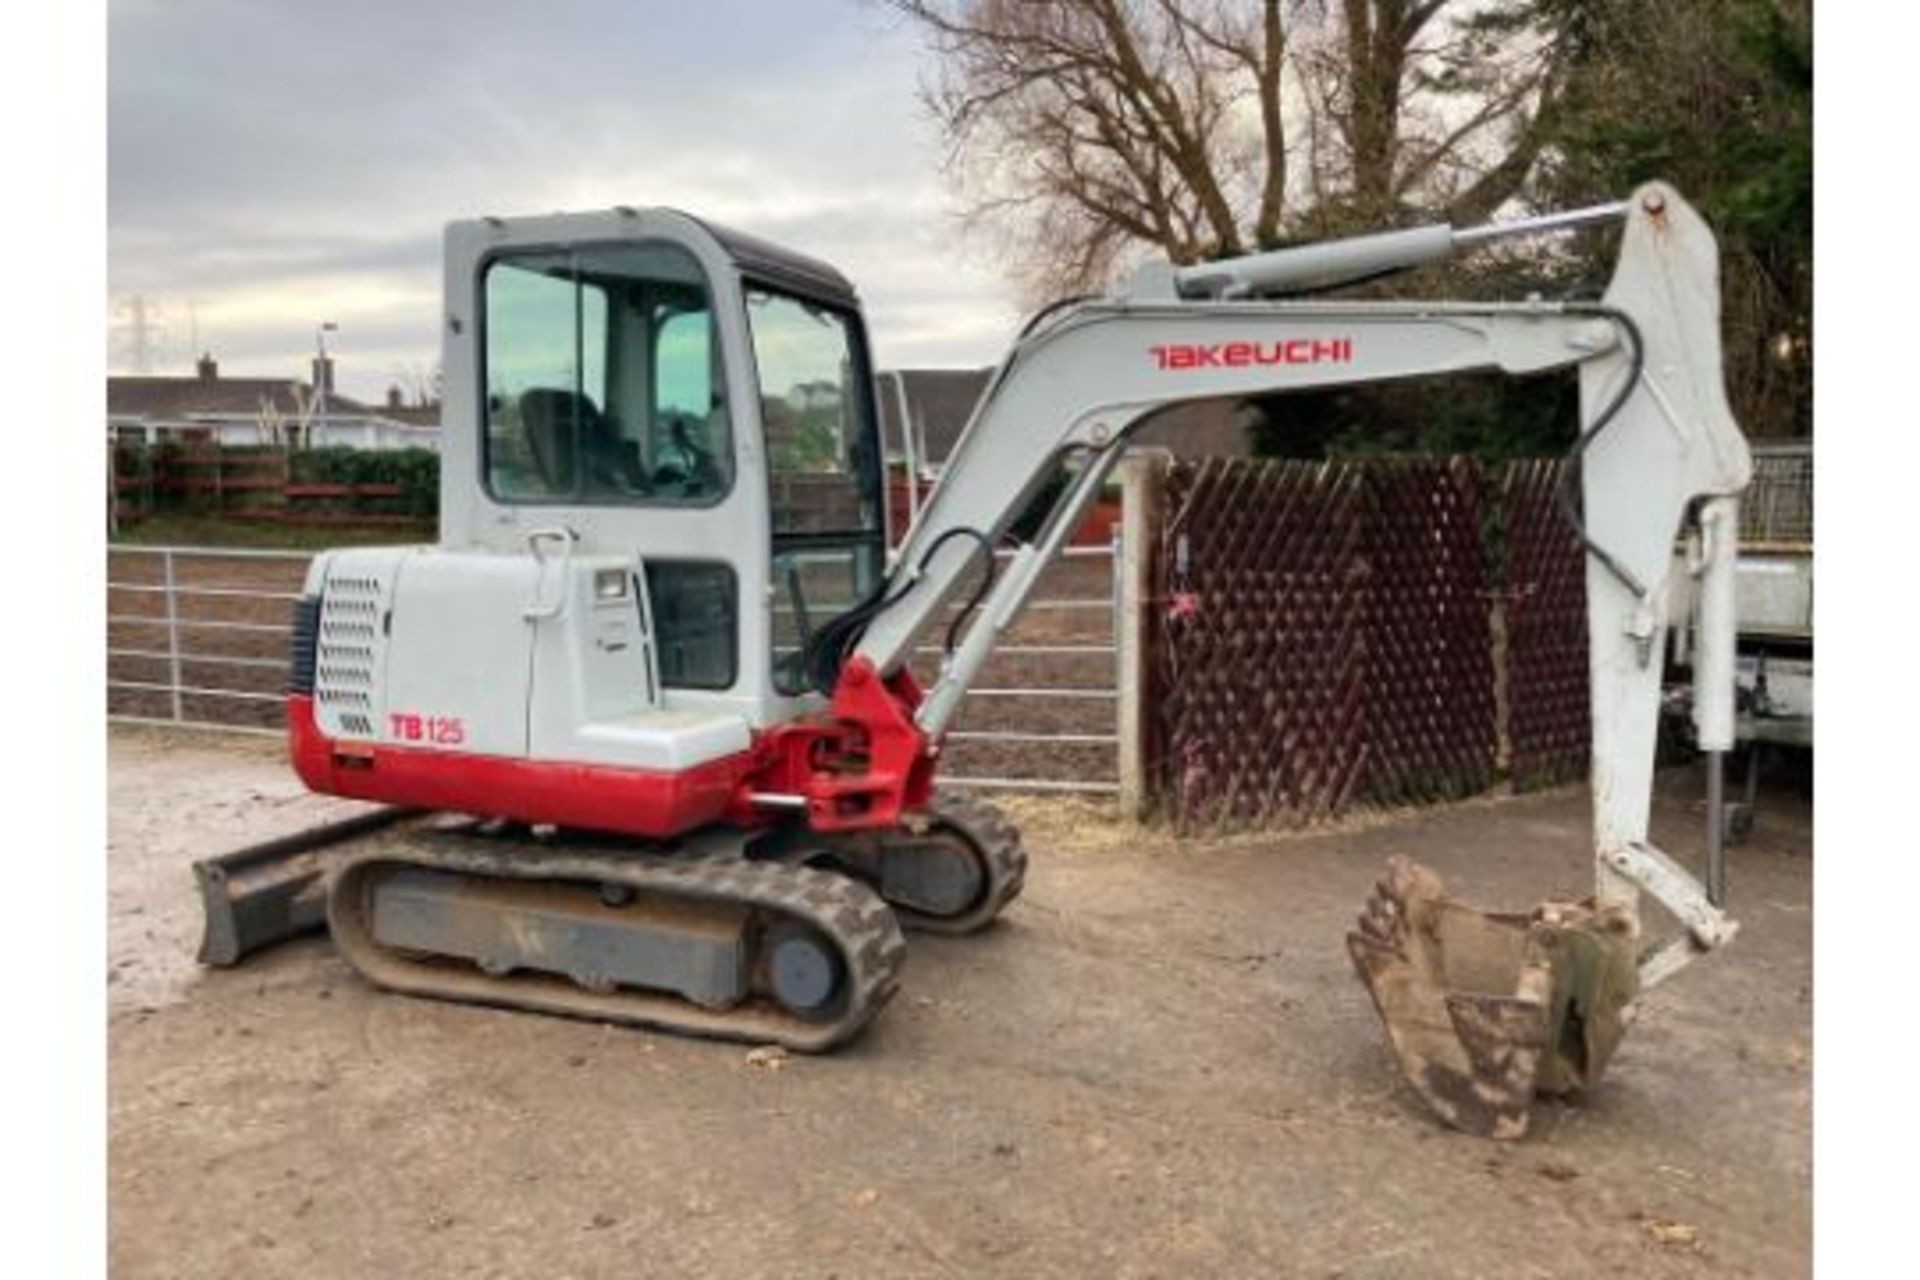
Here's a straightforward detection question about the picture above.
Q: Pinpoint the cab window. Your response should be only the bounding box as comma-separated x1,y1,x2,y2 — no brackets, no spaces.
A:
745,287,885,695
483,242,731,504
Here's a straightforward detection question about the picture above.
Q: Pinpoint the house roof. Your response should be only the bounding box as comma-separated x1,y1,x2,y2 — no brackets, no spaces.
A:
379,403,442,428
876,368,994,467
107,375,379,422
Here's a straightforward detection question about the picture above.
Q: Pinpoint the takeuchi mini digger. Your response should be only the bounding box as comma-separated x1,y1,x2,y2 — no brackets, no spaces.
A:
196,182,1751,1138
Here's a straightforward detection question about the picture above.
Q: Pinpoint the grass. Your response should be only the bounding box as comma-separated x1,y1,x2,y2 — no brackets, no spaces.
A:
111,513,435,551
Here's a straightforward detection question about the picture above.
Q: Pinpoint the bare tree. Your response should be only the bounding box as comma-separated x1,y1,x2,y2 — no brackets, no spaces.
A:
1291,1,1566,229
887,0,1285,295
394,361,444,408
257,386,317,451
887,0,1568,297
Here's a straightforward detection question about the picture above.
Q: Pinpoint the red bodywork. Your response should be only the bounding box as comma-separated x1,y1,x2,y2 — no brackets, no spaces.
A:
286,656,932,840
749,658,935,832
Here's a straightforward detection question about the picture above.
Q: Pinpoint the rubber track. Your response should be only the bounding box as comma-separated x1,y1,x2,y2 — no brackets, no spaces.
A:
890,791,1028,936
327,832,906,1052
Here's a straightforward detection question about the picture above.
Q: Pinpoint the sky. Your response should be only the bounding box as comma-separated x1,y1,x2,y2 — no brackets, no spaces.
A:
106,0,1022,404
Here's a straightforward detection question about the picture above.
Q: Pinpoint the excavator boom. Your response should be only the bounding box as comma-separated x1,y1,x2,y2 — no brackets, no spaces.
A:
821,184,1744,939
792,182,1749,1134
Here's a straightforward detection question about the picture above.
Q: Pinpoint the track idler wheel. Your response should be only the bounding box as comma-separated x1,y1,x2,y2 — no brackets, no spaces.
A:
764,921,848,1022
767,792,1028,936
1346,856,1640,1140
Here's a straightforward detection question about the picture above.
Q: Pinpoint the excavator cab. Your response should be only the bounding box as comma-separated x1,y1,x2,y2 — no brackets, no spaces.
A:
453,216,888,731
265,212,914,837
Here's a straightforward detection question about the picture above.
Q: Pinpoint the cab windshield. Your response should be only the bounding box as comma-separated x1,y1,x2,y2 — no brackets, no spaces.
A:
482,241,731,505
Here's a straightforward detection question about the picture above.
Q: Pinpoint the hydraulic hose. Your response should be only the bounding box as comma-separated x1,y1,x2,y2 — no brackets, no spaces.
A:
1555,304,1649,601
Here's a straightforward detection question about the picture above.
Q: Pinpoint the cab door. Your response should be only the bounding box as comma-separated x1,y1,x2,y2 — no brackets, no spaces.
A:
476,237,754,746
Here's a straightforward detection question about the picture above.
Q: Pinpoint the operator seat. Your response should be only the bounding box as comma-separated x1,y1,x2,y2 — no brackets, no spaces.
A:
519,388,646,494
518,388,580,492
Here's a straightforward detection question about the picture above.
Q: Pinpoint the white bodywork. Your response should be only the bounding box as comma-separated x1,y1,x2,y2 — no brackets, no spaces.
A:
305,545,749,773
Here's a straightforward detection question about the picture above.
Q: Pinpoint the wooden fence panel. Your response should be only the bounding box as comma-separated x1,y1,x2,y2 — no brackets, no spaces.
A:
1499,459,1592,790
1143,455,1585,831
1150,457,1498,831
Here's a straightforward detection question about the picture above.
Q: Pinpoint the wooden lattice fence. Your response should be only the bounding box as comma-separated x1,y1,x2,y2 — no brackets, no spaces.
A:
1145,456,1587,831
1499,460,1592,790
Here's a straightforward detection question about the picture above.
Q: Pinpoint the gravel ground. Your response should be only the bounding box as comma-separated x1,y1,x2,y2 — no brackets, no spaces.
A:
108,725,1811,1279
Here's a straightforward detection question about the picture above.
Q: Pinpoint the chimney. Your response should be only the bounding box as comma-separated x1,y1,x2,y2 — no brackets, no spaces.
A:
311,355,335,397
196,352,218,381
386,384,404,410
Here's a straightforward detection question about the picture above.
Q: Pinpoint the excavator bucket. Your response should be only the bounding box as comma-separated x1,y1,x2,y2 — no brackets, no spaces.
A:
1346,857,1640,1140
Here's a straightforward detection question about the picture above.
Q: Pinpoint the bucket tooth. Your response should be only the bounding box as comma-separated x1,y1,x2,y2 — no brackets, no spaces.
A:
1346,856,1639,1140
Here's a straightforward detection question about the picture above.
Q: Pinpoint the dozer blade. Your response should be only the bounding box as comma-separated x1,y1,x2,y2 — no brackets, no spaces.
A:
1346,856,1640,1140
193,807,419,966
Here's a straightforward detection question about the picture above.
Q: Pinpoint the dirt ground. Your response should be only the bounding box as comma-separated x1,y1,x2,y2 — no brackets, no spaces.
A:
108,726,1811,1279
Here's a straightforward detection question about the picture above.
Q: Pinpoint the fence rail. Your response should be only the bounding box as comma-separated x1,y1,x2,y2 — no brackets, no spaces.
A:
107,545,309,735
107,541,1123,795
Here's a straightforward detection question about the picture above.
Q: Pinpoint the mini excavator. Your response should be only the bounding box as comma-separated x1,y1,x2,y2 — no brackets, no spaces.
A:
196,182,1750,1137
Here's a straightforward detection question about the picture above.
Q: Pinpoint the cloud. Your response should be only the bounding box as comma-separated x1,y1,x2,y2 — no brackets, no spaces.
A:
108,0,1022,399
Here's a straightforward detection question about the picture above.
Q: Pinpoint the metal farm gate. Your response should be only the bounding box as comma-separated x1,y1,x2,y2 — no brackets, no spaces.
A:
107,546,308,737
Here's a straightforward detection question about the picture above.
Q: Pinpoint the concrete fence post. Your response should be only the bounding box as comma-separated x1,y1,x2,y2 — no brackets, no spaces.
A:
1116,448,1171,822
161,548,184,724
107,436,120,541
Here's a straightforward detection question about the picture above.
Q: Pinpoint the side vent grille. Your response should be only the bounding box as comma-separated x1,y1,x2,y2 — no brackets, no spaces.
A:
315,573,381,738
287,595,322,694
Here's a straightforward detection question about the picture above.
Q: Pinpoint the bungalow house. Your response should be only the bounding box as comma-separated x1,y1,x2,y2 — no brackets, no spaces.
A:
108,355,439,452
